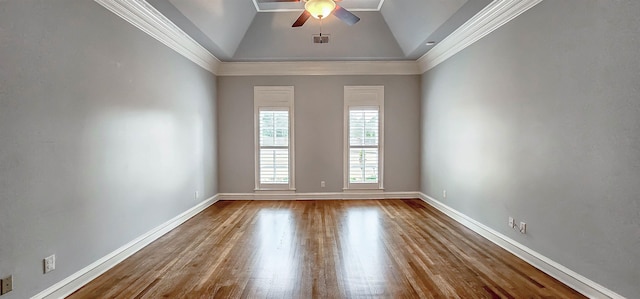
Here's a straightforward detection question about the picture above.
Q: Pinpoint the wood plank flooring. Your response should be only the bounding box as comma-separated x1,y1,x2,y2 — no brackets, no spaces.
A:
69,199,585,298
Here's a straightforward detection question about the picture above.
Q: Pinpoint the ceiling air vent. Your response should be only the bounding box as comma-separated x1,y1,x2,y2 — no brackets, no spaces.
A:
313,34,329,44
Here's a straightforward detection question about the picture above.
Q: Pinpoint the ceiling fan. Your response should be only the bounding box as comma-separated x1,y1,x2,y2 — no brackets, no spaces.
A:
261,0,361,27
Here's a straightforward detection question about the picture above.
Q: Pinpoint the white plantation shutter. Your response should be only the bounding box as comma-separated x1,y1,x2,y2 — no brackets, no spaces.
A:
259,110,289,184
254,86,295,190
349,109,379,183
344,86,384,190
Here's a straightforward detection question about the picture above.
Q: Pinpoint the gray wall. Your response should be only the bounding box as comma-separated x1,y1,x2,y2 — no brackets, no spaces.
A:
218,75,420,193
0,1,218,298
420,1,640,297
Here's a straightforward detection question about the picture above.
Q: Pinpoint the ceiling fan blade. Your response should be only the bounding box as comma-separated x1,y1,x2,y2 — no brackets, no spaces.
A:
332,5,360,26
292,10,312,27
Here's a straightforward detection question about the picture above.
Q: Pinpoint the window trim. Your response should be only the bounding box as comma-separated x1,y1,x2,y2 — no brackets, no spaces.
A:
343,86,384,190
254,86,295,191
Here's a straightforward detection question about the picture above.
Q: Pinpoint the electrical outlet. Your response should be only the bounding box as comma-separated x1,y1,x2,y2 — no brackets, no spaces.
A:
443,190,447,199
194,191,199,201
519,222,527,234
321,181,325,188
1,275,13,295
508,217,515,228
44,255,55,274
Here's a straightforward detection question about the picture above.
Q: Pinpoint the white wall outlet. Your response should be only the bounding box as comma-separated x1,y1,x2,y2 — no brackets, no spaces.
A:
194,191,199,201
519,222,527,234
321,181,326,188
443,190,447,199
1,275,13,295
44,255,55,274
508,217,515,228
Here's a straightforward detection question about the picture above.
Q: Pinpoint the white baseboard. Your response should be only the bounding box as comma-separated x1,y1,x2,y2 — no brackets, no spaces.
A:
417,193,624,299
218,191,420,201
32,194,220,299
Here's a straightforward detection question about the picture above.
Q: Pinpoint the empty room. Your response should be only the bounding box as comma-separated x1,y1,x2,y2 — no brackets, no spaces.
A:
0,0,638,298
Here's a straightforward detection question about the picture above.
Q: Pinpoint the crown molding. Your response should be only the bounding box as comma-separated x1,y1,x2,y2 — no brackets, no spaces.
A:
218,60,421,76
95,0,542,76
417,0,544,73
93,0,221,74
251,0,261,12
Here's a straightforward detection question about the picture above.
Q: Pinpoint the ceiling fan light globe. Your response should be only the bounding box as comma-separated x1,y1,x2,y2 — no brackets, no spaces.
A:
305,0,336,19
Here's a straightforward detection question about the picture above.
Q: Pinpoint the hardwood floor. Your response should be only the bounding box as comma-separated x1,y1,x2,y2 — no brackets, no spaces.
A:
69,199,584,298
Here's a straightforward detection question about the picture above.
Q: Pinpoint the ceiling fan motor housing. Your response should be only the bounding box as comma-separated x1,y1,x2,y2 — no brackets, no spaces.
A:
289,0,360,27
305,0,336,19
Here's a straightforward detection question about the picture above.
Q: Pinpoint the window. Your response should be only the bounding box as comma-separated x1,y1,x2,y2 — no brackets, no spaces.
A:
349,109,379,184
344,86,384,190
259,110,289,184
254,86,295,191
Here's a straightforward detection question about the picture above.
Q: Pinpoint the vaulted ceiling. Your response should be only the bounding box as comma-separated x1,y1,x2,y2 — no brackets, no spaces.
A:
146,0,492,62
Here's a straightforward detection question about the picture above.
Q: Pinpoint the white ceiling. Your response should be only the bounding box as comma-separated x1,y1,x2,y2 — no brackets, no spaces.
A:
234,11,404,61
167,0,256,58
253,0,385,12
147,0,493,62
382,0,466,55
